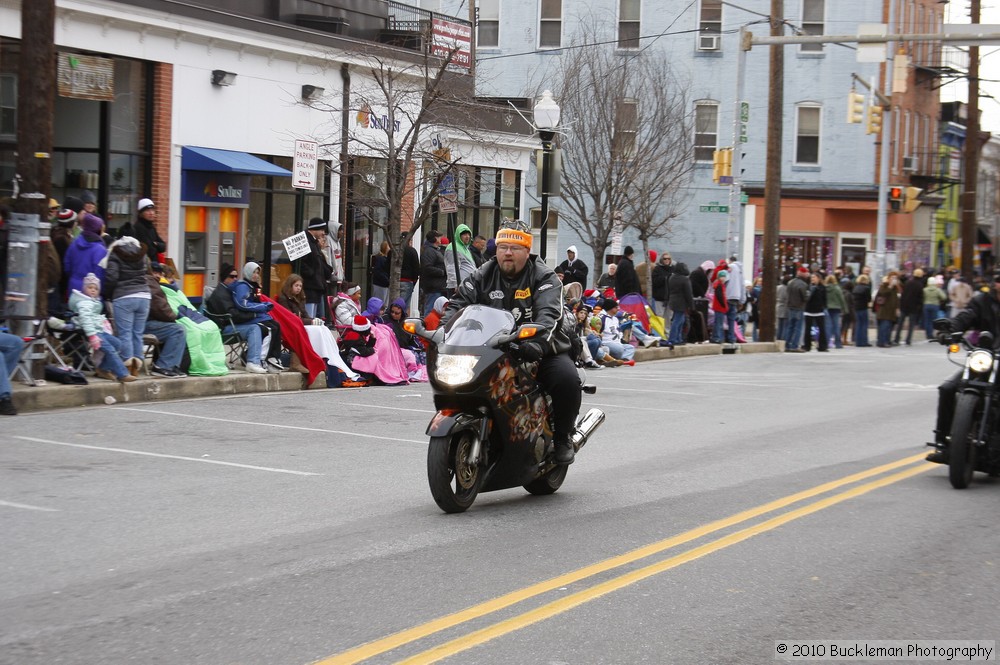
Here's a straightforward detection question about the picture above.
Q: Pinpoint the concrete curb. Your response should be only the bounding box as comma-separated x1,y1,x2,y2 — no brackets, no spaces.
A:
634,341,783,361
11,371,308,413
10,341,784,413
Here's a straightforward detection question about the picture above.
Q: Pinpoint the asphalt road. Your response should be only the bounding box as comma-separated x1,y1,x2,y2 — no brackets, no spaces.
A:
1,343,997,665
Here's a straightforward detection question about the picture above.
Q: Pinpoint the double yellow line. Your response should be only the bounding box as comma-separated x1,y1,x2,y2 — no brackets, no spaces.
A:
313,453,933,665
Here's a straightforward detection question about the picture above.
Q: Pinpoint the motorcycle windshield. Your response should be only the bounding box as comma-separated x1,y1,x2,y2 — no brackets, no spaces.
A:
443,305,515,347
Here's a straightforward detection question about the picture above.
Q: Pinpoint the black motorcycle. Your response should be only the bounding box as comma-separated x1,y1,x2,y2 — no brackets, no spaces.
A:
932,319,1000,488
405,305,605,513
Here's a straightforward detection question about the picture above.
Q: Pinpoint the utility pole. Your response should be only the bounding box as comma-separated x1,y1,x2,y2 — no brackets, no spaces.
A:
14,0,55,220
961,0,981,279
758,0,783,343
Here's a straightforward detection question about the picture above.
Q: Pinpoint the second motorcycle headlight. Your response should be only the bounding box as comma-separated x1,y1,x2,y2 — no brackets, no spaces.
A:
968,350,994,374
435,354,479,385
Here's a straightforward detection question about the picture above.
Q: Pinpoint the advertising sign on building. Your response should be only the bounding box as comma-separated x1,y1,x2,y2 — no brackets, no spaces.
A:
431,18,472,70
293,140,318,190
57,53,115,101
181,171,251,206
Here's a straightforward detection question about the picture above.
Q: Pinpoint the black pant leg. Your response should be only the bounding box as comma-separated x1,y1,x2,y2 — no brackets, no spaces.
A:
936,370,963,441
536,353,582,441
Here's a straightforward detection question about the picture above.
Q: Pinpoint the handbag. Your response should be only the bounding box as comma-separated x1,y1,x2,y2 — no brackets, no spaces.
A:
44,364,89,385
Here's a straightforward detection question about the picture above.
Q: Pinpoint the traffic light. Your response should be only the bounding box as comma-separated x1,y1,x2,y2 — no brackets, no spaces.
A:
712,148,732,184
903,186,923,213
888,185,903,212
867,105,883,135
847,91,865,124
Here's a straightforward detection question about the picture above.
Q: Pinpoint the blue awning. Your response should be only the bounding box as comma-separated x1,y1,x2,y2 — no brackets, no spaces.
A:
182,146,292,177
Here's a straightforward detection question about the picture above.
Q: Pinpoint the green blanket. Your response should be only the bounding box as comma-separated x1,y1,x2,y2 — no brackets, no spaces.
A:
161,284,229,376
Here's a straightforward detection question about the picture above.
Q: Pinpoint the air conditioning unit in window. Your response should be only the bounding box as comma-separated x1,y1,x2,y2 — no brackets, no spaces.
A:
698,34,720,51
902,155,917,172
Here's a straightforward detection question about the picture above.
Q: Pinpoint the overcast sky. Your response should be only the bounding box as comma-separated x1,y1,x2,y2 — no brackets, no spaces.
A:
940,1,1000,133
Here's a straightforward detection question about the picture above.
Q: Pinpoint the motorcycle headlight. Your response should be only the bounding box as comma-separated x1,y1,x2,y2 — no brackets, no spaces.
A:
968,350,994,374
435,354,479,386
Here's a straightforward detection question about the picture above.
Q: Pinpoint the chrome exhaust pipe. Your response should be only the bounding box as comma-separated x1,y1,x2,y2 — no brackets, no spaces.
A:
571,408,605,450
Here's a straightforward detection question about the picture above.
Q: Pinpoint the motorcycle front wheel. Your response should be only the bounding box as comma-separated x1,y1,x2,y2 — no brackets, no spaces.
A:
427,431,483,513
948,393,980,489
523,464,567,496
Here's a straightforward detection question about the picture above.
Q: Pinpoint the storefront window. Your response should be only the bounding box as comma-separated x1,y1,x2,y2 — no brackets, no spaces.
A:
110,59,147,152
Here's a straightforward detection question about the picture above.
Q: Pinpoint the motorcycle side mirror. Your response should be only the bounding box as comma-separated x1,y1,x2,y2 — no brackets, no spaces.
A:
404,317,431,339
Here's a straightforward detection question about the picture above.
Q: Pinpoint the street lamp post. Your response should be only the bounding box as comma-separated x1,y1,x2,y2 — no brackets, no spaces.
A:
533,90,560,262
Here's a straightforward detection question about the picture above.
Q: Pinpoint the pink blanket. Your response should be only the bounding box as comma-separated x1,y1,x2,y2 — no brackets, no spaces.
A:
349,323,411,385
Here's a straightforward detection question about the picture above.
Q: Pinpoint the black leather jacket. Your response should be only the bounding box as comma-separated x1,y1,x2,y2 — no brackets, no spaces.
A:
952,291,1000,338
441,255,571,356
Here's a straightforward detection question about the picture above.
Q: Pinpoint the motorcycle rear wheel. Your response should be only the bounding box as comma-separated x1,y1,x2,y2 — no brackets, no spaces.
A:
523,464,567,496
948,393,980,489
427,431,483,513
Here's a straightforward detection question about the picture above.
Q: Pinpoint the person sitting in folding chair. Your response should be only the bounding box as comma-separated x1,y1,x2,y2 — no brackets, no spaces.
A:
0,331,26,415
204,265,268,374
69,273,137,383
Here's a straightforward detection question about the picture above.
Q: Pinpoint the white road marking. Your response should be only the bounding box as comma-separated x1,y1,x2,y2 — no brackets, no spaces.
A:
0,499,59,512
111,408,426,444
11,436,322,476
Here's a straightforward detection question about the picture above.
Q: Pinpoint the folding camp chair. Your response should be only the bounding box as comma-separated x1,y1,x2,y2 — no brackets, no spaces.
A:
4,316,72,387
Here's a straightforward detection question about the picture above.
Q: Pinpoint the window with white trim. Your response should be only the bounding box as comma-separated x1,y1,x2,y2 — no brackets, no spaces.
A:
694,101,719,162
698,0,722,51
477,0,499,48
618,0,640,50
539,0,562,49
795,104,821,165
800,0,824,52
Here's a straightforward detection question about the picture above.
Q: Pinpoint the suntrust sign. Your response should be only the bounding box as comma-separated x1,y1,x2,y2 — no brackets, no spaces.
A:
181,171,251,206
57,53,115,101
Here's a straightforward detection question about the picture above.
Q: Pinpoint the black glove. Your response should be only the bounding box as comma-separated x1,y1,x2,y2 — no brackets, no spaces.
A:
511,340,544,362
936,331,952,345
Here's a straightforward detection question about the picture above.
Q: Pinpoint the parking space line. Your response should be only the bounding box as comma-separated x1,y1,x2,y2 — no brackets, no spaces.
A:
0,499,59,512
113,408,426,444
11,436,322,476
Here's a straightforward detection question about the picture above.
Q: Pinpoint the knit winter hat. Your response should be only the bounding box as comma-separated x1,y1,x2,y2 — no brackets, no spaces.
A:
56,209,77,226
649,250,658,263
601,298,618,311
83,273,101,289
81,191,97,205
717,270,729,281
352,315,371,332
307,217,327,231
700,260,715,272
63,196,84,214
80,213,104,235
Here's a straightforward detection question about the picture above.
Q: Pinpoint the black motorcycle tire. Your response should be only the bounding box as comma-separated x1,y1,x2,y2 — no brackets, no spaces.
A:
523,464,568,496
948,393,980,489
427,431,483,513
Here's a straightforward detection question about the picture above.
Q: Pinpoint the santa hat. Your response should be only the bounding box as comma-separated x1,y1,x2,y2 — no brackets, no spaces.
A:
797,266,810,276
352,315,371,332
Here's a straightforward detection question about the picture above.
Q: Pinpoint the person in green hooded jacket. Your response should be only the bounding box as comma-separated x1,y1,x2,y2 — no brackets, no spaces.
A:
444,223,477,292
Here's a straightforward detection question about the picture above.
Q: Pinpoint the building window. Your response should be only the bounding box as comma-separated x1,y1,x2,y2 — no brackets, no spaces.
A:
539,0,562,49
795,104,821,165
618,0,640,50
698,0,722,51
477,0,499,48
0,74,15,140
800,0,824,52
613,98,638,159
694,101,719,162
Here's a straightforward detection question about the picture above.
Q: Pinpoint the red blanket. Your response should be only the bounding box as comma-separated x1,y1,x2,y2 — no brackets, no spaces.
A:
261,294,326,385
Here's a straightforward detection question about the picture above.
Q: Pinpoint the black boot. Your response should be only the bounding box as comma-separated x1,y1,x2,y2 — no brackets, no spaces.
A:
553,439,575,465
0,397,17,416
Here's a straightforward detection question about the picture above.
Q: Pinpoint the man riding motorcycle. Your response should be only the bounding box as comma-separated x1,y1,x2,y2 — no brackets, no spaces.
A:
929,271,1000,464
440,219,581,465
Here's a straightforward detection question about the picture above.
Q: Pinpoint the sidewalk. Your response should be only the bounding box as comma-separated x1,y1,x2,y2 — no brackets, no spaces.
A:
8,341,784,414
